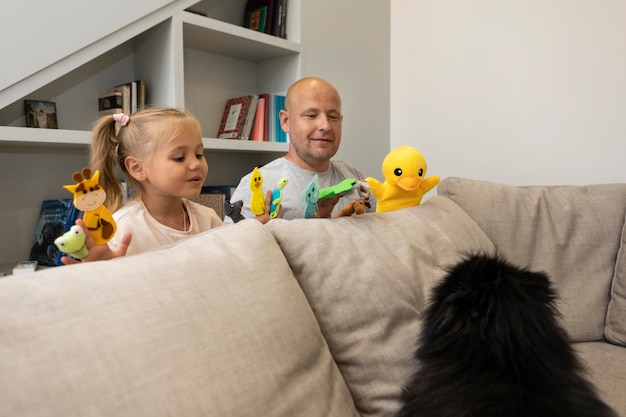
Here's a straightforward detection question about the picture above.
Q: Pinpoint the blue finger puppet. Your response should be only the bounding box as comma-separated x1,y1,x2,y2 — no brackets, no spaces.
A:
270,177,289,219
301,174,320,219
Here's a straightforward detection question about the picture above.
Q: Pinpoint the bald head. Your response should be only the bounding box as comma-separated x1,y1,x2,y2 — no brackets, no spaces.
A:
284,77,342,113
280,77,344,172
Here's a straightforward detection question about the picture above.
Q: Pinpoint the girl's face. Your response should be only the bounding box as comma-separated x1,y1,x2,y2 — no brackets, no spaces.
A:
142,130,207,199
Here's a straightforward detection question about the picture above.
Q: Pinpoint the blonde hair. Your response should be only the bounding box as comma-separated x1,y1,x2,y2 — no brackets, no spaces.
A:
90,107,202,212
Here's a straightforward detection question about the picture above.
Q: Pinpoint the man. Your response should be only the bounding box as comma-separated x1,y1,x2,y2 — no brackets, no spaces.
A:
225,77,375,223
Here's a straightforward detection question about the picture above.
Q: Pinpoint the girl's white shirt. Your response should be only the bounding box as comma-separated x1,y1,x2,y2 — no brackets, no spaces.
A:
108,198,222,255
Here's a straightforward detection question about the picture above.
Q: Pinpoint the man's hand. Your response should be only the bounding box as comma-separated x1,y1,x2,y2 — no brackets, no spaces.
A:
315,196,340,218
60,219,132,265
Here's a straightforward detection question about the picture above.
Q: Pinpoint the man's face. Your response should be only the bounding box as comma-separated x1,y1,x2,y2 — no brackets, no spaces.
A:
280,80,343,171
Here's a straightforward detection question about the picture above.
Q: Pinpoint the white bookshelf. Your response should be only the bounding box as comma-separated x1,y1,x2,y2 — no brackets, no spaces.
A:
0,0,300,267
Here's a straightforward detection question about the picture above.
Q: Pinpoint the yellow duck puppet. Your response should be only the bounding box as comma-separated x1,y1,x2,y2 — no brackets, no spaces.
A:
365,145,440,213
249,166,266,216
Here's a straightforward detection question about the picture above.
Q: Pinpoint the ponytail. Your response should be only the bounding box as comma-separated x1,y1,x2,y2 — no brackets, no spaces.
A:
89,115,124,212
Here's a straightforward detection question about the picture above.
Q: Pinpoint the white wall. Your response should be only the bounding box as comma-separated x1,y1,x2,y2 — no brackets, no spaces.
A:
1,0,179,93
391,0,626,186
301,0,390,179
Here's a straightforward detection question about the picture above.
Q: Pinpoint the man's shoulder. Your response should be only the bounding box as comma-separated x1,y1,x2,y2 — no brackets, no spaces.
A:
330,160,364,178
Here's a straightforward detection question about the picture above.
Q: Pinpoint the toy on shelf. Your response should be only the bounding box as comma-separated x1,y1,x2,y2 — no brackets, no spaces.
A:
249,167,265,216
270,177,289,219
224,200,245,223
365,145,440,213
54,224,89,260
301,174,320,219
63,168,117,245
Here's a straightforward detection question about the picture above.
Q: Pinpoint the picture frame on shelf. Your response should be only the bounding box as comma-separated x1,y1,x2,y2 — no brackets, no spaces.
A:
24,100,58,129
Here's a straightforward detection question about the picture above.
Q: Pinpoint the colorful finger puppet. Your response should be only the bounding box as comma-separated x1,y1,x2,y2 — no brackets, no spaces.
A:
249,166,266,216
365,145,440,213
301,174,320,219
63,168,117,245
224,200,245,223
54,224,89,260
270,177,289,219
318,178,356,200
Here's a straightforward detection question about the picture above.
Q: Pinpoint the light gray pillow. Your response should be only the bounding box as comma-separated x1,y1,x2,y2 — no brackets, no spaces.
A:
438,177,626,342
267,196,495,417
0,220,358,417
606,213,626,346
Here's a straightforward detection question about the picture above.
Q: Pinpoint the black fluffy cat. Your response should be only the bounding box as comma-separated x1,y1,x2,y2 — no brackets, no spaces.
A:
397,254,617,417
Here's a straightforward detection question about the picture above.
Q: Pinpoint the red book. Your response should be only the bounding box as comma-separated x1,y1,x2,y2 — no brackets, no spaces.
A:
216,96,252,139
250,95,267,141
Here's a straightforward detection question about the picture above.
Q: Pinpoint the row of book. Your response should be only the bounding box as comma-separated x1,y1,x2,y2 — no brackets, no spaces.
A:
244,0,288,39
216,93,288,143
98,80,146,117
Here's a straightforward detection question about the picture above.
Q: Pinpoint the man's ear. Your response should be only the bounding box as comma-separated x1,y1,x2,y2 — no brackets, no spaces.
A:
125,156,146,181
279,109,289,133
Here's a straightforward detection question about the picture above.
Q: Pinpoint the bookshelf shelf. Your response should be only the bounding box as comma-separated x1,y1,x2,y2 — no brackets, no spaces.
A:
202,138,288,153
0,126,289,154
180,12,301,61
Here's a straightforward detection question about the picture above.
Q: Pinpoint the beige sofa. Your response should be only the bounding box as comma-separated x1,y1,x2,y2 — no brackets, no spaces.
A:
1,177,625,417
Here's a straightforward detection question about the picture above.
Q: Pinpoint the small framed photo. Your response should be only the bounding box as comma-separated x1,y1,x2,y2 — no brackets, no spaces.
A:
24,100,58,129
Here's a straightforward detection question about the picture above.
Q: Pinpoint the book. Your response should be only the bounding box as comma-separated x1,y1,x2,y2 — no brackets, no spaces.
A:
116,82,136,113
268,94,287,142
28,199,82,267
271,0,288,38
260,93,270,141
217,96,254,139
250,95,267,141
241,94,259,140
98,80,146,117
98,90,123,117
244,0,276,34
135,79,146,110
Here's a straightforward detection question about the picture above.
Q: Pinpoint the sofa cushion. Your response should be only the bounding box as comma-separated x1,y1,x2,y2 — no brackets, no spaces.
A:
574,342,626,416
606,215,626,346
267,196,495,417
0,220,358,417
438,177,626,343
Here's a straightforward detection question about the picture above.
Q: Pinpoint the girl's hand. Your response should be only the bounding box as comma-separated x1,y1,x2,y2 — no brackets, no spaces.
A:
60,219,132,264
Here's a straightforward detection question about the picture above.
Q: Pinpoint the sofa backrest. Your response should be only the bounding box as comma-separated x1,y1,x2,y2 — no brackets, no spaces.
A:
438,177,626,343
0,220,358,417
267,196,495,417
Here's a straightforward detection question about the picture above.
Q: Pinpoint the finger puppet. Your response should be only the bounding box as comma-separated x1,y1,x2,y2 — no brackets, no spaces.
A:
301,174,320,219
270,177,289,219
319,178,356,200
351,180,371,201
365,145,440,213
224,200,245,223
249,166,265,216
63,168,117,245
339,198,371,216
54,224,88,260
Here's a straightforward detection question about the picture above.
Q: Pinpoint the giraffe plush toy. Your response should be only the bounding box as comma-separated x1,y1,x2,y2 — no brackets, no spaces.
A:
63,168,117,245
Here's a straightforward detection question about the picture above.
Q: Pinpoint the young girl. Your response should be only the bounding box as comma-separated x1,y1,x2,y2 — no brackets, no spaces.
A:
62,107,222,263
